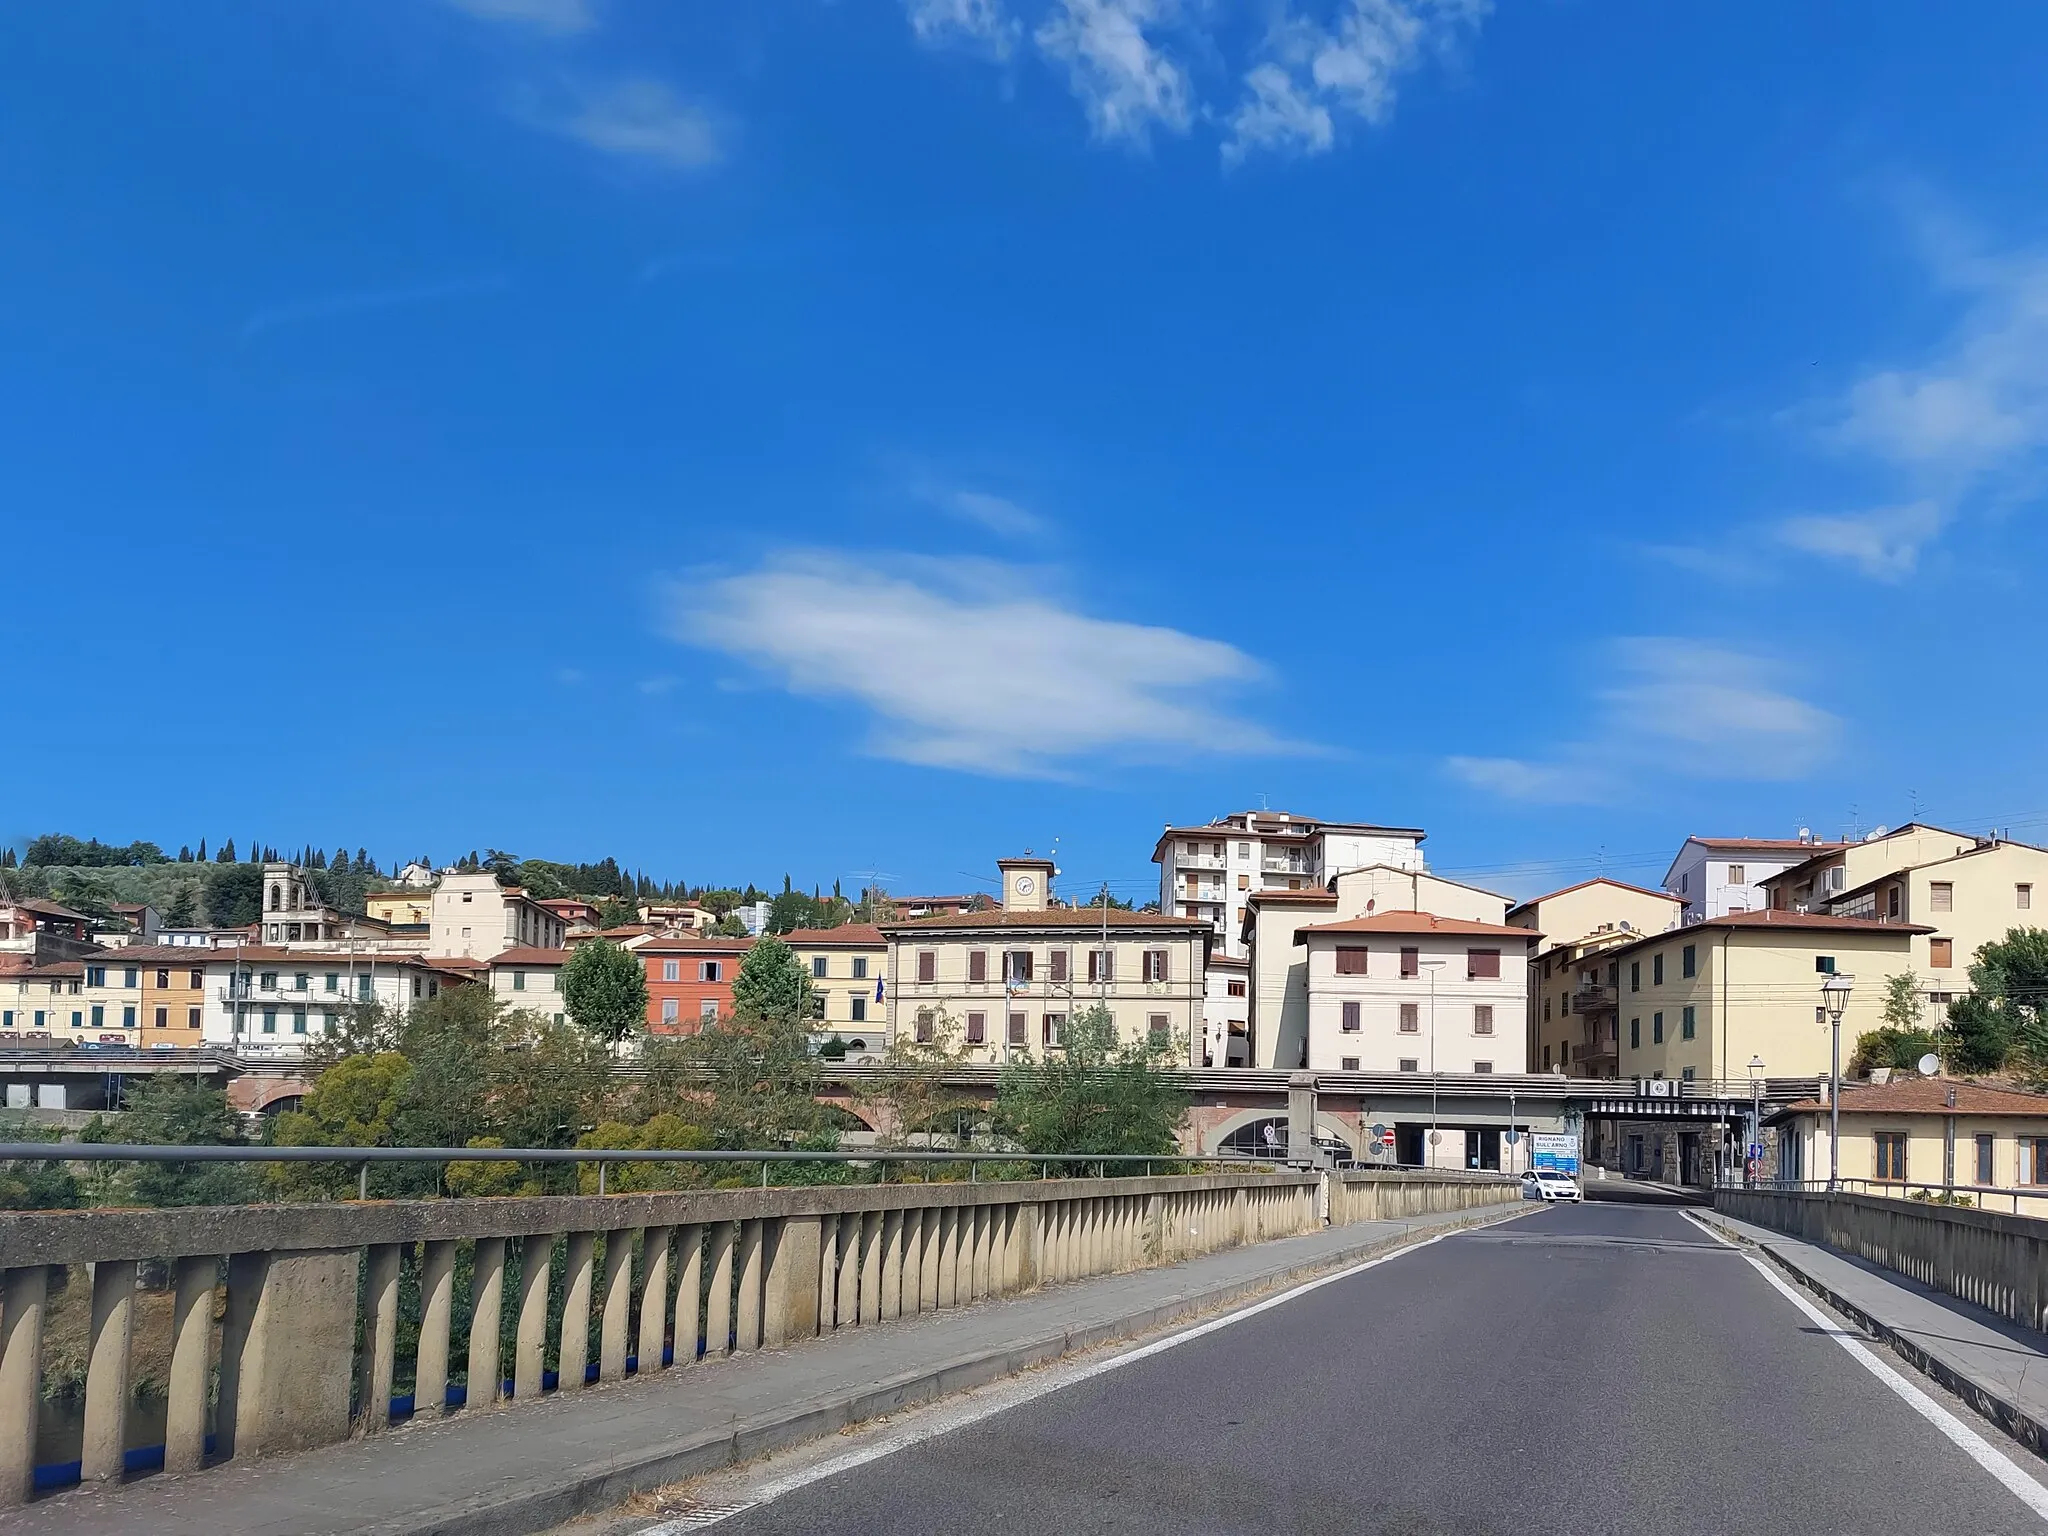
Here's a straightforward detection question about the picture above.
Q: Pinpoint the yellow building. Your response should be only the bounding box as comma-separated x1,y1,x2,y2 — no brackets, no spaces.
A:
780,925,888,1044
1771,1078,2048,1214
1509,877,1683,1078
1610,911,1925,1084
0,962,83,1039
366,890,434,926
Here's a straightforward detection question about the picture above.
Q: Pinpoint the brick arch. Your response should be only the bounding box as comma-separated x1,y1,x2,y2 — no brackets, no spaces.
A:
1200,1106,1358,1156
228,1075,314,1115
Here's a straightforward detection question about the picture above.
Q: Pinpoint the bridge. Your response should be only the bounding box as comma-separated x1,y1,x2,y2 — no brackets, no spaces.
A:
5,1146,2048,1535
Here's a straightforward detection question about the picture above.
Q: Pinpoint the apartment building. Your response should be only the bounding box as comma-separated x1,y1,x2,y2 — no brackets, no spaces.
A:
1608,911,1923,1083
1771,1079,2048,1210
1204,954,1250,1067
1153,811,1426,961
883,858,1208,1065
780,925,888,1039
1299,912,1537,1074
486,946,571,1025
365,890,434,926
430,871,568,959
639,933,753,1034
0,962,83,1040
1662,836,1848,925
202,947,459,1054
1509,877,1683,1079
0,898,95,968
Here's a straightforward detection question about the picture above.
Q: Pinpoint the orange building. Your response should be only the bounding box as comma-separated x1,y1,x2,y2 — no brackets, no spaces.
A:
640,934,753,1034
132,946,210,1048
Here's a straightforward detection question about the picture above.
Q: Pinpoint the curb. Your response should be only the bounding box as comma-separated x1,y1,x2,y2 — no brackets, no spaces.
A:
1696,1212,2048,1464
363,1203,1528,1536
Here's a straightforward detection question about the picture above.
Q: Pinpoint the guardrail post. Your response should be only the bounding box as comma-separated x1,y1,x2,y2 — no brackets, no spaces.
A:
217,1247,360,1457
0,1265,47,1506
560,1231,597,1392
600,1229,635,1382
764,1214,821,1347
165,1255,216,1471
468,1237,506,1409
416,1240,456,1418
356,1243,401,1433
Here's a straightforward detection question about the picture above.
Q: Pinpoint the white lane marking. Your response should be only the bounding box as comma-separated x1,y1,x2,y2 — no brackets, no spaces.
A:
640,1213,1525,1532
1685,1212,2048,1524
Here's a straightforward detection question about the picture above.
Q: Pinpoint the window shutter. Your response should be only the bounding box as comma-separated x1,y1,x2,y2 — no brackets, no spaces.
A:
966,1011,986,1043
1341,1000,1360,1032
1049,949,1069,983
1400,947,1419,978
918,950,936,983
1467,949,1500,980
1336,947,1368,976
968,950,987,983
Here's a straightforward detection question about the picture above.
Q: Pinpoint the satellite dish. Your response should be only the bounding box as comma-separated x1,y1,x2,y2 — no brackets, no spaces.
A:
1917,1053,1941,1077
1865,826,1889,841
1619,920,1632,932
1798,827,1812,840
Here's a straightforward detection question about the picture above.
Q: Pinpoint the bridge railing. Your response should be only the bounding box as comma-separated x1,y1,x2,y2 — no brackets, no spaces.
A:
1714,1185,2048,1335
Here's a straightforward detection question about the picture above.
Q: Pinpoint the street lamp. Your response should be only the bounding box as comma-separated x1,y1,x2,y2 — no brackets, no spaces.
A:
1747,1054,1766,1187
1419,959,1446,1167
1821,972,1855,1193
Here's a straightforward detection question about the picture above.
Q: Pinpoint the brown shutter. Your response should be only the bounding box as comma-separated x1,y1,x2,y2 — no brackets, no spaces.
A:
1049,949,1069,983
1400,947,1419,978
966,1011,986,1043
917,950,936,983
1468,949,1500,979
1336,947,1368,975
968,950,987,983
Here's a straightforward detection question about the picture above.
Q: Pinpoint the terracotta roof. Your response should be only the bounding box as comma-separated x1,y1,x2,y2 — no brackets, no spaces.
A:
881,909,1209,933
636,934,756,953
488,946,572,967
1,898,89,922
1245,889,1339,905
82,944,222,965
778,924,887,946
1776,1081,2048,1118
1505,876,1681,917
9,962,84,980
426,956,489,973
1300,913,1542,940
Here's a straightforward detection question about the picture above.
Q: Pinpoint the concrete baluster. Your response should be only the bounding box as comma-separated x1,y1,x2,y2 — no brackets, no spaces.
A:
919,1206,943,1310
859,1212,883,1325
881,1210,904,1320
0,1265,48,1505
469,1237,507,1409
735,1219,765,1353
934,1208,958,1307
704,1222,736,1357
763,1215,820,1347
835,1212,861,1327
971,1206,991,1299
817,1215,840,1330
356,1243,402,1433
161,1256,216,1473
899,1209,924,1315
599,1229,636,1383
673,1225,705,1364
415,1240,456,1420
558,1232,596,1392
638,1226,671,1372
82,1259,136,1481
515,1235,554,1401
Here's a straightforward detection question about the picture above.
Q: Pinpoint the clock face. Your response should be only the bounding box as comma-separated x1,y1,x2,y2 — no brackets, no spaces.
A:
1015,875,1035,895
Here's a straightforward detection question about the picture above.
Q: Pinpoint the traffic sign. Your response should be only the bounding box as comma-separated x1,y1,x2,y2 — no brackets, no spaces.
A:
1747,1142,1765,1160
1368,1122,1387,1141
1379,1128,1396,1147
1503,1129,1520,1145
1428,1130,1442,1146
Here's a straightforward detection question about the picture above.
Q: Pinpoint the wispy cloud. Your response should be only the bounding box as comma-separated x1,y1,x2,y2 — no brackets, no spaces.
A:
1447,638,1838,805
444,0,596,34
663,551,1297,777
239,275,510,341
1773,500,1948,583
907,0,1022,59
558,79,723,168
1035,0,1192,147
909,481,1050,539
1224,0,1489,165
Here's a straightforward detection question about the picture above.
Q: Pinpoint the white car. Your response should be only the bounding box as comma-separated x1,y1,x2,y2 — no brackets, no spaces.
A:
1521,1169,1583,1203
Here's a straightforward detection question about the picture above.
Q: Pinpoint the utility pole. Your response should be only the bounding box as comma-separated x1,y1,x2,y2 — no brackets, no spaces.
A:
1420,959,1446,1167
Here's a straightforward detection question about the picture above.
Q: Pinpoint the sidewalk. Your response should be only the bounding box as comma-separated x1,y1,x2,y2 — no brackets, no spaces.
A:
1703,1209,2048,1458
14,1203,1523,1536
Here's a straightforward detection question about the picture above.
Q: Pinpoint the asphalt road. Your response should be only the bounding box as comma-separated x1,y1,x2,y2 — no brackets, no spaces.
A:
707,1202,2047,1536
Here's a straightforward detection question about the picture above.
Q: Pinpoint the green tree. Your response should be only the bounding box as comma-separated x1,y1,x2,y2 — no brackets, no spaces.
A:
595,894,641,930
269,1052,414,1199
573,1112,714,1193
109,1076,255,1207
1850,971,1941,1076
204,861,264,926
671,1012,832,1149
562,941,649,1047
1951,928,2048,1076
861,1009,980,1147
731,936,814,1024
709,913,749,939
0,1119,81,1210
994,1005,1185,1160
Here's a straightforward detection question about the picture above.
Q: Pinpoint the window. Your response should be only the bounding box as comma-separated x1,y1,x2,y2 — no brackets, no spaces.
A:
965,1011,986,1044
1681,1005,1696,1040
513,971,527,991
262,1008,277,1034
1143,949,1170,983
412,978,423,999
2027,1139,2048,1186
1680,1066,1695,1082
1399,1003,1419,1034
1398,1058,1419,1072
917,950,938,984
1629,961,1640,993
1815,955,1836,975
1466,949,1500,980
967,950,987,984
187,1007,200,1031
851,996,868,1022
1006,951,1034,984
1049,949,1070,984
1148,1014,1169,1045
1681,872,1690,893
1341,1001,1361,1033
1474,1061,1493,1074
1681,945,1696,979
1088,949,1114,984
1542,1044,1552,1069
1238,842,1250,858
155,969,170,989
290,1006,307,1035
123,968,138,988
810,993,827,1020
661,997,680,1024
1237,874,1249,890
293,974,309,993
1544,997,1552,1022
1652,1012,1664,1044
120,1006,134,1028
1042,1013,1066,1047
2021,885,2035,911
915,1010,935,1044
1335,947,1369,976
699,999,718,1019
357,975,373,1001
1652,954,1664,986
1977,1133,1996,1186
700,961,722,983
1930,938,1954,969
853,956,868,979
1874,1132,1908,1182
1474,1004,1494,1036
86,966,106,987
188,970,202,989
32,1011,43,1029
154,1007,167,1029
1930,882,1954,912
1340,1056,1359,1071
1008,1011,1026,1046
1400,948,1419,979
663,958,681,982
1,1012,11,1029
812,956,829,979
1727,864,1746,885
90,1005,104,1028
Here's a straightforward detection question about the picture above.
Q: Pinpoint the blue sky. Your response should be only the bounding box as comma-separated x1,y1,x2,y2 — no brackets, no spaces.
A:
5,1,2048,902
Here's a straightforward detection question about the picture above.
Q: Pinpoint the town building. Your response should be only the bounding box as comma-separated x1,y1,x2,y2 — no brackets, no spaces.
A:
638,933,754,1034
1298,912,1539,1076
202,947,461,1055
1154,810,1426,960
0,961,82,1040
882,857,1209,1064
1203,954,1250,1067
485,946,572,1026
892,894,989,919
642,903,721,934
539,897,603,933
780,925,889,1043
1769,1078,2048,1214
365,890,435,926
0,898,95,968
1662,834,1848,925
1509,877,1683,1078
107,903,162,943
429,872,568,959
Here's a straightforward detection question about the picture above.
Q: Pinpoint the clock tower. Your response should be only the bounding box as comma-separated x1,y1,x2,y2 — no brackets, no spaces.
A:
997,856,1056,912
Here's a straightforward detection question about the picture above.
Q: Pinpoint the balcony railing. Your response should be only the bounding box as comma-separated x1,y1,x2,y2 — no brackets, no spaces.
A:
1569,986,1617,1014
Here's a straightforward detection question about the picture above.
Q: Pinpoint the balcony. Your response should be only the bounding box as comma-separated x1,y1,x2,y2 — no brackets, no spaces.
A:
1175,854,1226,872
1260,856,1313,875
1569,985,1617,1015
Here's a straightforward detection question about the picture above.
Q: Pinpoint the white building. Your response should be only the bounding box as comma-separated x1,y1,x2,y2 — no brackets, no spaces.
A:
1152,811,1426,962
485,946,571,1026
430,872,568,958
1661,835,1845,926
200,947,463,1056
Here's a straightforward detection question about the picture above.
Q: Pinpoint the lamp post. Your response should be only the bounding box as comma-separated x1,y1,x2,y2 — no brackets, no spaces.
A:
1821,972,1855,1192
1419,959,1446,1167
1746,1053,1766,1187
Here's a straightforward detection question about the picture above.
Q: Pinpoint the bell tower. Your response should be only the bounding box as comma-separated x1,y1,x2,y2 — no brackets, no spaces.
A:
997,856,1056,912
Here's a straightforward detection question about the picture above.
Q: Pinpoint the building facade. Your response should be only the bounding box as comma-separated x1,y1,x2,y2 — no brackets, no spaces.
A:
1298,913,1538,1074
1510,877,1683,1078
430,872,568,959
202,947,459,1055
1770,1079,2048,1215
485,946,571,1026
780,925,888,1041
882,858,1209,1064
638,934,753,1034
1662,835,1847,926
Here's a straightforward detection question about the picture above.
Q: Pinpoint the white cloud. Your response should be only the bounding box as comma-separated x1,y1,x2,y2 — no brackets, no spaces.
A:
1224,0,1488,163
943,489,1047,538
663,551,1293,777
1035,0,1192,147
560,80,722,168
906,0,1022,59
1774,500,1948,583
1447,638,1838,804
444,0,594,33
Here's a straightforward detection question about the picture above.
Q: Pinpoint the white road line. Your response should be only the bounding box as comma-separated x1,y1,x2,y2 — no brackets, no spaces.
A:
1685,1212,2048,1524
640,1214,1522,1533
